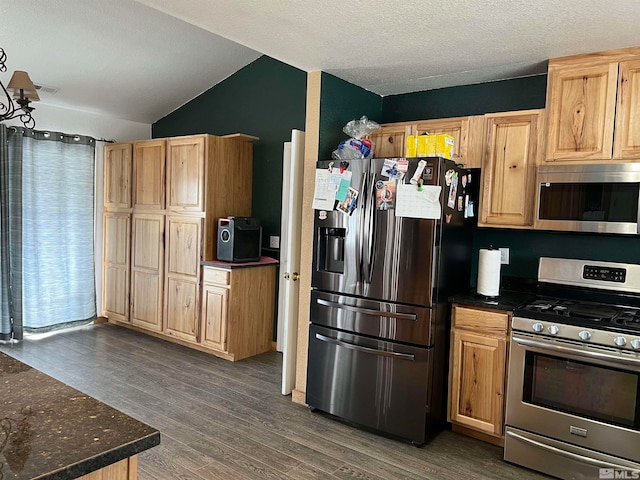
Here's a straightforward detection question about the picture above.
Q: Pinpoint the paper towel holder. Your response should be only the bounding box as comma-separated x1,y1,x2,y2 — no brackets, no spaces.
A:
477,245,501,298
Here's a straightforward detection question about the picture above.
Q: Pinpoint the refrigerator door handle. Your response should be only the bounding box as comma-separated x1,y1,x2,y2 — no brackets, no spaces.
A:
316,298,418,321
315,333,416,360
365,171,377,283
356,171,367,282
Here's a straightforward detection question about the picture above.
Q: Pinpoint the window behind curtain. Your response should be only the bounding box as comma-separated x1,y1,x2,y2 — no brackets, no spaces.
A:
20,131,96,333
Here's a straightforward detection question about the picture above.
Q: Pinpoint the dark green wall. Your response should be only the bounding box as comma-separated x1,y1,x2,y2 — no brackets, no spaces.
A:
379,74,640,284
152,56,307,245
381,75,548,123
318,73,383,159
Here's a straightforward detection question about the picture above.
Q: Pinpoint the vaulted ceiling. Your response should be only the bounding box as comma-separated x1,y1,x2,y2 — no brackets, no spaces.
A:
2,0,640,124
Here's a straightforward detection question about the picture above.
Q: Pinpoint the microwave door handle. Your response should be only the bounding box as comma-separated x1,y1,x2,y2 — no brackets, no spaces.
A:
506,430,638,471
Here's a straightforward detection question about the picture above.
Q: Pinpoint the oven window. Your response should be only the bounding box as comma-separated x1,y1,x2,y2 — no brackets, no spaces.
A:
538,182,639,222
523,352,640,429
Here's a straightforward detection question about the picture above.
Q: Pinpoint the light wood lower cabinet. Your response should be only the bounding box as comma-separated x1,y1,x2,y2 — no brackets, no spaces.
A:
201,265,276,361
164,215,202,343
102,213,131,322
448,305,510,444
130,213,164,332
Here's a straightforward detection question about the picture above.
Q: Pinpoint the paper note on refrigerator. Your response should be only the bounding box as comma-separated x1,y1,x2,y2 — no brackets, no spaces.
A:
312,169,337,210
395,184,442,219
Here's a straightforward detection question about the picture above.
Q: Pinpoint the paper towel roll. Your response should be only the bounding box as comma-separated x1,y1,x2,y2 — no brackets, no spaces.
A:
477,248,501,297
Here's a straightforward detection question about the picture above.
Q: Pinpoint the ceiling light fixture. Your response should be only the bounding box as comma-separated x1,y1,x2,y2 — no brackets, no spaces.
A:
0,47,38,128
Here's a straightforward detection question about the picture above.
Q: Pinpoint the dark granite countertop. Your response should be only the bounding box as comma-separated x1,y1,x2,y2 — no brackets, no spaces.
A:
449,277,538,312
0,352,160,480
201,255,279,269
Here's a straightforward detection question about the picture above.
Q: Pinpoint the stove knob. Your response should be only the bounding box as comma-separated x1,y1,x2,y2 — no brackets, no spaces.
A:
578,330,591,341
532,322,544,333
631,339,640,350
548,325,560,335
614,336,627,347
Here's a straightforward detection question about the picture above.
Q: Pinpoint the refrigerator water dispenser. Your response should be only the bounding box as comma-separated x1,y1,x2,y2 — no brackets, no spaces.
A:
318,227,346,273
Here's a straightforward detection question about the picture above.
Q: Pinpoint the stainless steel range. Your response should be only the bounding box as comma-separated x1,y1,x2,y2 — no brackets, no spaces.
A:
504,257,640,480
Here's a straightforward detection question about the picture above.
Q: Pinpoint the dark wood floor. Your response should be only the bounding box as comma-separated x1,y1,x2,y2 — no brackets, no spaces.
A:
0,323,550,480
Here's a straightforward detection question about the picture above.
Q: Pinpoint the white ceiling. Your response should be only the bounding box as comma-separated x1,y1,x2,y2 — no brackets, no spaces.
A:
2,0,640,125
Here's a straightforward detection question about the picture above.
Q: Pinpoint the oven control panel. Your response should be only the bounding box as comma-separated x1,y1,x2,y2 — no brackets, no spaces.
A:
583,265,626,283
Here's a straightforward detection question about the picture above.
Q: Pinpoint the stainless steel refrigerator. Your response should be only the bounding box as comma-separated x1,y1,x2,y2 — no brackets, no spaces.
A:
306,156,478,445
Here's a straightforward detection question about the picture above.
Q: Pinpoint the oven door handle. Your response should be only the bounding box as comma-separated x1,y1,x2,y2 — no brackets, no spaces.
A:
506,430,638,471
512,335,640,368
315,333,416,361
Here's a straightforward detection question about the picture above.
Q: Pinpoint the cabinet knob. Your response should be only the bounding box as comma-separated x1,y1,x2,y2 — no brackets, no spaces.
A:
292,272,300,281
283,272,290,279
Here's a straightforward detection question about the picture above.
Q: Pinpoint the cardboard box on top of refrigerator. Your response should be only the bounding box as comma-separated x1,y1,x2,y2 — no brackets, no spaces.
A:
405,134,454,160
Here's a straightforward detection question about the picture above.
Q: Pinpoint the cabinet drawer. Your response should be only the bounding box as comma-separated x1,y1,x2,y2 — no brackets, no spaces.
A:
202,267,230,285
453,306,509,334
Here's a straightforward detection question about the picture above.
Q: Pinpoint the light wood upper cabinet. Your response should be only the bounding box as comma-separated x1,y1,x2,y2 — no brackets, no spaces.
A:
614,59,640,159
449,305,509,440
546,62,618,161
546,47,640,162
369,123,413,158
479,110,543,228
133,139,165,210
415,116,485,168
104,143,132,209
102,212,130,322
166,136,205,212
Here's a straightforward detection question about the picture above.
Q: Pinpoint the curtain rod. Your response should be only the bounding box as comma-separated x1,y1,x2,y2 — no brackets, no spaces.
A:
7,126,115,143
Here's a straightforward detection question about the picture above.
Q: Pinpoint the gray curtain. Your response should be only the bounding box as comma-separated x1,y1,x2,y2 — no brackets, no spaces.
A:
0,124,23,340
19,129,96,333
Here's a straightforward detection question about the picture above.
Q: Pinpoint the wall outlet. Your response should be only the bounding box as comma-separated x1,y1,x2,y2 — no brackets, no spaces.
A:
499,247,510,265
269,235,280,249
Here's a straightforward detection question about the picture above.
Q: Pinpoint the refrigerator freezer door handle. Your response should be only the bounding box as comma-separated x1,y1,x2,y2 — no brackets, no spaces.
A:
316,298,418,321
315,333,416,360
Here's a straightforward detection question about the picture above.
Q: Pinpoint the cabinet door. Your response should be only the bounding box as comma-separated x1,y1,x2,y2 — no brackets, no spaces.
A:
165,216,202,343
614,59,640,159
414,117,469,164
104,144,132,209
479,110,542,227
546,62,618,161
166,136,205,212
368,123,413,158
130,213,164,332
201,283,228,352
133,139,165,210
102,212,130,321
449,329,507,437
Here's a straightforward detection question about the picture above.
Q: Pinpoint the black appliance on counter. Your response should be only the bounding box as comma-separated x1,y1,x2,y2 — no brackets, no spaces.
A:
505,257,640,479
217,217,262,263
306,157,479,445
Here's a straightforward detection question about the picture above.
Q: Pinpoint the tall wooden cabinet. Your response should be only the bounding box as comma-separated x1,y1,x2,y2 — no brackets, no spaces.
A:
102,133,258,357
102,143,133,323
545,47,640,162
448,305,510,445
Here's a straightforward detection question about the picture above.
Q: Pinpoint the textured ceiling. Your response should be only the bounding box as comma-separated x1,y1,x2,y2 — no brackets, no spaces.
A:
2,0,640,124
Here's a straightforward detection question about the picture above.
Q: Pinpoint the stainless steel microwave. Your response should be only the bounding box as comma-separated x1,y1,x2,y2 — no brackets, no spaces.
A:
534,163,640,235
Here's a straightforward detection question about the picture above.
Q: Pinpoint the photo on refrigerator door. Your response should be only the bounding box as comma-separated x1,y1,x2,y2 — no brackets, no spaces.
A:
376,180,396,210
337,187,358,215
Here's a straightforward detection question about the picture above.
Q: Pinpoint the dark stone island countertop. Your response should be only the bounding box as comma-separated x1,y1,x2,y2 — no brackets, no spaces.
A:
0,352,160,480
